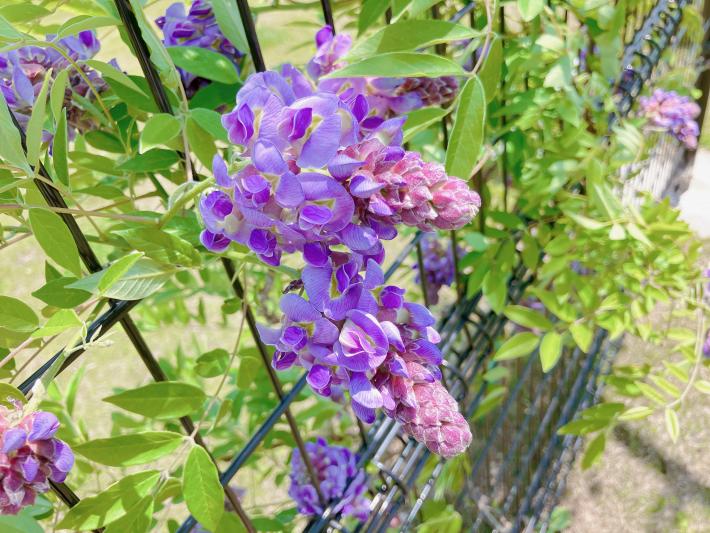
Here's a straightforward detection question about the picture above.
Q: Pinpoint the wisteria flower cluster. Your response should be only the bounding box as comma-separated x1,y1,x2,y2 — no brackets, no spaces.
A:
0,405,73,514
413,233,460,305
199,26,478,459
289,437,369,520
0,31,108,137
309,25,459,121
639,89,701,149
156,0,243,97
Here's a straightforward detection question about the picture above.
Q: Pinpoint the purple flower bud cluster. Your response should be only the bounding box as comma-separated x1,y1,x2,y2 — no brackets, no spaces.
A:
156,0,243,97
200,30,477,459
0,31,108,136
0,406,74,514
289,437,369,520
309,25,459,120
413,233,460,305
639,89,701,149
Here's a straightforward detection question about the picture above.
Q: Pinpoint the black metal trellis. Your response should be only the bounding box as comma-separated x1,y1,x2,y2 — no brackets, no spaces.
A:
3,0,697,531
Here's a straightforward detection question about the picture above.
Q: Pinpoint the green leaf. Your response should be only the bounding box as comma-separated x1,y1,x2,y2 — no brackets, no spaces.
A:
29,209,82,277
237,355,260,390
0,296,38,332
167,46,240,85
208,0,248,52
0,92,29,172
694,380,710,394
50,70,69,123
57,471,160,530
195,348,229,378
183,445,224,531
98,252,144,293
493,332,539,361
539,331,562,372
74,431,184,466
190,108,229,142
31,277,91,308
0,13,26,41
104,381,207,419
0,4,50,24
25,74,51,168
358,0,390,35
115,227,201,267
127,0,180,89
518,0,544,21
0,382,26,407
85,60,145,94
139,113,181,152
0,513,43,533
103,496,153,533
445,76,485,179
69,258,174,300
394,0,439,20
117,149,179,172
69,151,116,174
325,52,465,79
56,15,118,39
478,37,502,102
503,305,552,331
581,432,606,469
402,107,449,142
186,116,216,169
53,111,69,185
348,20,480,60
483,270,506,313
618,406,653,421
31,309,82,338
664,408,679,443
569,323,593,352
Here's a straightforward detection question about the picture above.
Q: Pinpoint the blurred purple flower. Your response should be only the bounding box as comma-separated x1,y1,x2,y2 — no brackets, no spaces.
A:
0,31,108,137
156,0,243,97
413,233,460,305
639,89,701,149
289,437,370,520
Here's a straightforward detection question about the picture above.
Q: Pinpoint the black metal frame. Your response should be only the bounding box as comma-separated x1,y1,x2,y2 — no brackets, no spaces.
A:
3,0,695,532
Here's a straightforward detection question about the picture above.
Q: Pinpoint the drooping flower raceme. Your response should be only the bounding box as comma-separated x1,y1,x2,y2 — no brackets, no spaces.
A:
309,25,459,121
289,437,370,520
413,233,460,305
199,28,478,461
639,89,701,149
0,30,108,136
156,0,242,97
0,406,74,514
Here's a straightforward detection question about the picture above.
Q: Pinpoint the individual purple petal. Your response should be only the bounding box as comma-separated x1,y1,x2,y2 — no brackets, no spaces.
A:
280,293,321,322
303,242,329,266
200,230,230,252
349,372,383,408
273,351,298,370
27,412,59,441
257,324,282,345
298,113,341,168
350,174,385,198
307,365,331,390
2,428,26,453
253,140,288,174
350,400,376,424
328,153,363,180
212,154,233,187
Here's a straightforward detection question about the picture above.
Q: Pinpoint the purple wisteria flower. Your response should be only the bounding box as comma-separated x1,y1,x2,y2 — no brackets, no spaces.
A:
639,89,701,149
0,31,108,136
156,0,243,97
200,27,478,459
0,405,74,514
310,25,459,121
413,233,460,305
289,437,370,520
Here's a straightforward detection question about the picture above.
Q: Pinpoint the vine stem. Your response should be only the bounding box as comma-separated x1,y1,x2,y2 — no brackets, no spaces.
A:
470,0,495,76
0,203,155,223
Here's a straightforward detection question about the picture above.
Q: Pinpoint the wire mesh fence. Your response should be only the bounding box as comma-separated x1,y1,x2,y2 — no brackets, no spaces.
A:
4,0,702,532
